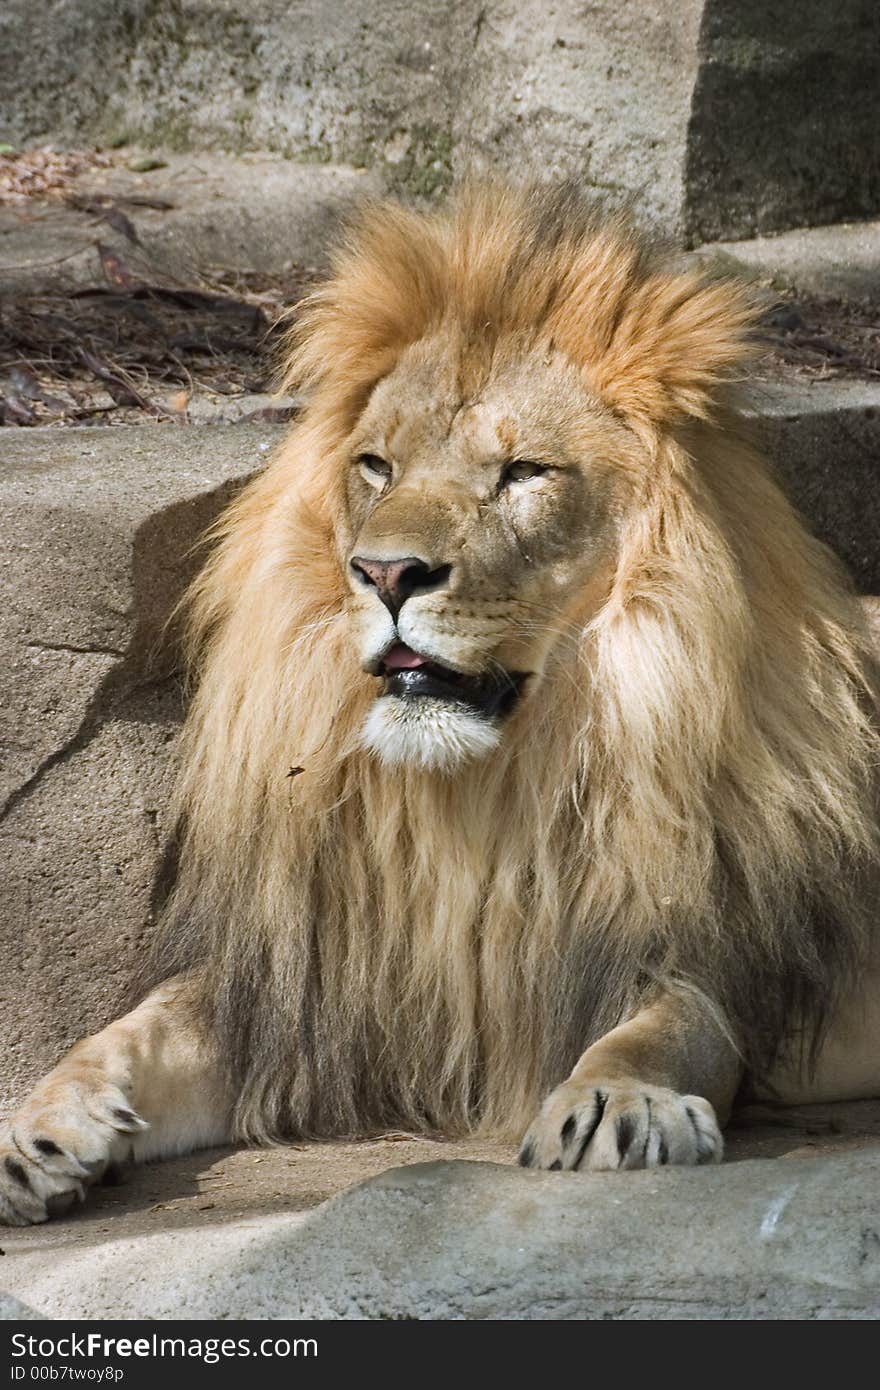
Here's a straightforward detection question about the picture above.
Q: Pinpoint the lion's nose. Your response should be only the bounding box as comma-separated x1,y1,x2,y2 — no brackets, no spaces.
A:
350,555,453,619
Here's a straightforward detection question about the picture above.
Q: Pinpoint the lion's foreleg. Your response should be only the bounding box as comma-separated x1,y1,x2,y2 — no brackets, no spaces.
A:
0,974,234,1226
519,990,742,1172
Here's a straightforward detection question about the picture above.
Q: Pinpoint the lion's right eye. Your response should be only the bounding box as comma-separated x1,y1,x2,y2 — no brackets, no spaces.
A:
500,460,549,486
357,454,392,482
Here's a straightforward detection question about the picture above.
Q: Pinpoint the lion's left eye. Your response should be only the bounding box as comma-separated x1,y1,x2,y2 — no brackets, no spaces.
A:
501,460,549,486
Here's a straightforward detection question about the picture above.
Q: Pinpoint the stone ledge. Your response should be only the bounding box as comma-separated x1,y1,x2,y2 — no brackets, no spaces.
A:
0,1294,44,1321
700,219,880,300
0,425,281,1111
7,1151,880,1319
754,381,880,593
0,156,378,297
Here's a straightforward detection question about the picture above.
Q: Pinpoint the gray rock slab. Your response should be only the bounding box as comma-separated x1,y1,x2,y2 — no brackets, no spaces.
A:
455,0,704,237
754,381,880,595
2,2,878,242
4,1102,878,1279
4,152,876,314
0,155,378,297
0,425,279,1111
697,219,880,300
683,2,880,243
0,1,687,221
0,1294,44,1321
7,1152,880,1319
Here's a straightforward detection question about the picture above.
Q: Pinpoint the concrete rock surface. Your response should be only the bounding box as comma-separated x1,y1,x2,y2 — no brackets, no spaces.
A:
758,382,880,595
1,2,878,242
683,1,880,241
702,219,880,301
6,1152,880,1319
4,1100,878,1267
0,157,379,299
0,1294,44,1321
0,425,282,1111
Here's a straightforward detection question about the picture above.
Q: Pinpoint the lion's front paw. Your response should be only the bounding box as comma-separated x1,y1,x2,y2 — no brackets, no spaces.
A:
518,1080,722,1172
0,1080,148,1226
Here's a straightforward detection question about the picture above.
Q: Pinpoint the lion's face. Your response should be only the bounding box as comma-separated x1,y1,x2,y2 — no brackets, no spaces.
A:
340,334,636,772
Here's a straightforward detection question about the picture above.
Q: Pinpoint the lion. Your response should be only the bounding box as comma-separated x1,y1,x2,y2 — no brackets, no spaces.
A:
2,182,879,1226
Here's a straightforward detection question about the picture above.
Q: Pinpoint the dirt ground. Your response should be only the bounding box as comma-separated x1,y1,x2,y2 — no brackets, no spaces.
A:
3,272,874,431
0,270,301,427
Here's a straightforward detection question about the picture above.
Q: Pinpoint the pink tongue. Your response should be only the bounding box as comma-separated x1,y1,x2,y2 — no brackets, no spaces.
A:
383,643,428,671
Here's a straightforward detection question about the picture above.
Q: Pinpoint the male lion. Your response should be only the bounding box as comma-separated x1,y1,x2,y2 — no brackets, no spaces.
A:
2,183,879,1225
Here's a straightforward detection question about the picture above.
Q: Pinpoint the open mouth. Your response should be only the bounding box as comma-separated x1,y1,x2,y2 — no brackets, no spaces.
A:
377,643,527,718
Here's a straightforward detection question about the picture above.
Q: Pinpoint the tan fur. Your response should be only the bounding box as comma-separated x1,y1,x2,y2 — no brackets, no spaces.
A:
2,182,878,1223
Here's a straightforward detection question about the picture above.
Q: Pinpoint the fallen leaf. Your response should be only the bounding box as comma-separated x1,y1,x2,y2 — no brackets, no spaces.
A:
97,242,143,289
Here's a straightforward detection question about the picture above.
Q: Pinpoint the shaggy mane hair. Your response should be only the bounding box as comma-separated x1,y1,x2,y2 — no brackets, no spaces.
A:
153,183,880,1141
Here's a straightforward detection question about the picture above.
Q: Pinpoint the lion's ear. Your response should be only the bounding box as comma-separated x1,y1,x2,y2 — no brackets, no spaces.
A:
582,272,759,426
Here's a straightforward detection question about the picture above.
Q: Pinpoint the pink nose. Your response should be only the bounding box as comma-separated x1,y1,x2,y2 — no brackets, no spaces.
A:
350,555,452,618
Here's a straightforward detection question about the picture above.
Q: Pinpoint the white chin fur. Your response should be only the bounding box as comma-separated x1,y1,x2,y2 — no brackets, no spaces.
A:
361,696,502,773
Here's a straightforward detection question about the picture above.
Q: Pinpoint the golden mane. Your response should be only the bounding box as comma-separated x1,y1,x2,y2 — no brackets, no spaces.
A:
151,183,880,1142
